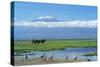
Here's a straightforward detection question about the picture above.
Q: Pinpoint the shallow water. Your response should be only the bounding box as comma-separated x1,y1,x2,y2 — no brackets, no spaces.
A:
15,48,97,61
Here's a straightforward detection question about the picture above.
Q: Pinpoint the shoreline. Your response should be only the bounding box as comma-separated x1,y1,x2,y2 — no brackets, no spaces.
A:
14,58,91,66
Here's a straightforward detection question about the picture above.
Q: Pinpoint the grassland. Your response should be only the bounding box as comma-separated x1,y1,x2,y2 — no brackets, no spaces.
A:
14,40,97,53
83,52,97,56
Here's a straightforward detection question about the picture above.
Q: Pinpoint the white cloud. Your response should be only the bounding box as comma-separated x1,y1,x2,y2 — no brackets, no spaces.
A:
14,20,97,28
37,16,54,19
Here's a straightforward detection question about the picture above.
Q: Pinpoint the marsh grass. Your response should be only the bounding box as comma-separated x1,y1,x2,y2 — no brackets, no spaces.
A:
14,40,97,53
83,52,97,56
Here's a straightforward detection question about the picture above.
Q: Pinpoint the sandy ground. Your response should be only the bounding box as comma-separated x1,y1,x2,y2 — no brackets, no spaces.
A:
14,58,87,66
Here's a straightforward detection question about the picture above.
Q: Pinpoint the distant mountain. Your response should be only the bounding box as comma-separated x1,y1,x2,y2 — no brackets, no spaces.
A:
31,17,64,22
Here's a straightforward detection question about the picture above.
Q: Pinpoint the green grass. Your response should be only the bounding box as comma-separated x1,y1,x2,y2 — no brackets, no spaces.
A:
14,40,97,52
83,52,97,56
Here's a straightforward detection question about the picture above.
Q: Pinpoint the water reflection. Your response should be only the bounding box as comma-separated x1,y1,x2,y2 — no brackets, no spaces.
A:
15,48,97,61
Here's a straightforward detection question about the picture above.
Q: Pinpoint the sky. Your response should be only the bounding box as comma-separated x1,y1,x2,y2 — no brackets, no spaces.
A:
14,1,97,21
12,1,97,40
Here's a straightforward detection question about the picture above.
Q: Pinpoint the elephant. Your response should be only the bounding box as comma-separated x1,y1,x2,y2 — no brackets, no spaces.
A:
32,39,46,44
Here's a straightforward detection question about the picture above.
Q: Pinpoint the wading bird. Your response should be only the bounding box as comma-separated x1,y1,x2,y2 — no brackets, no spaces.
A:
65,56,68,60
25,53,28,60
87,59,91,61
48,56,53,61
40,53,45,60
73,57,77,60
43,56,47,61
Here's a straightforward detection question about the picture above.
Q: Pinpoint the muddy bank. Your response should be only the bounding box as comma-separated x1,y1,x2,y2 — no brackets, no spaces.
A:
14,58,88,66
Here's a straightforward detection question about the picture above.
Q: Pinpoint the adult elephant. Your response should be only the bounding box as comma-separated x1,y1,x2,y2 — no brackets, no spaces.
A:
41,39,46,43
32,39,36,44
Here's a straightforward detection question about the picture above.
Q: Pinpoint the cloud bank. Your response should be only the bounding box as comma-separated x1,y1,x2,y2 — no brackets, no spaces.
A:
14,20,97,28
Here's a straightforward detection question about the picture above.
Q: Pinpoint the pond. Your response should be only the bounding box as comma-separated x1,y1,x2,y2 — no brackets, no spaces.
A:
15,47,97,61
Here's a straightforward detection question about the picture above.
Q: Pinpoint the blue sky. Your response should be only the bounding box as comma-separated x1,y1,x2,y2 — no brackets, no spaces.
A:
12,1,97,40
14,1,97,21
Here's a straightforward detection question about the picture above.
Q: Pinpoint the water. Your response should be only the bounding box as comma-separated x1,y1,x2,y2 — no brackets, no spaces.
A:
14,27,97,40
15,48,97,61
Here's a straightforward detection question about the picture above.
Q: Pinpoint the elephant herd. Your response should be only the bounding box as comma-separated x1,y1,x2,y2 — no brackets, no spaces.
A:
32,39,46,44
